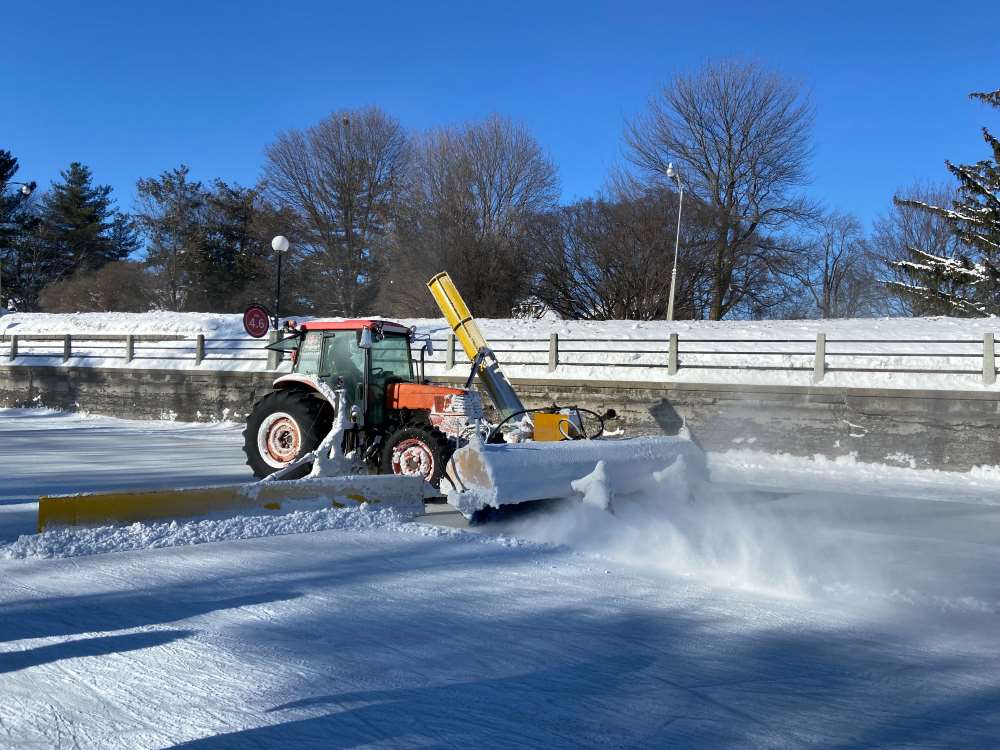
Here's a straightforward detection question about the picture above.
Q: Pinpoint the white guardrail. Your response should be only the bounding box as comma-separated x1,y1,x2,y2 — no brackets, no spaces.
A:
1,330,998,386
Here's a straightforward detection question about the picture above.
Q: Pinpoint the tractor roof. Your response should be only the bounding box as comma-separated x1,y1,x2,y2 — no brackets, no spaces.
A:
300,319,412,334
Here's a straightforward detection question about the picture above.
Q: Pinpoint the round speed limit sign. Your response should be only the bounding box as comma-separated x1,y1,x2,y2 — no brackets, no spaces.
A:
243,305,271,338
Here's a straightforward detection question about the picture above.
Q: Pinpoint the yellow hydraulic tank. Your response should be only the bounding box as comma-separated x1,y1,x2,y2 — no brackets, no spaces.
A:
532,412,571,442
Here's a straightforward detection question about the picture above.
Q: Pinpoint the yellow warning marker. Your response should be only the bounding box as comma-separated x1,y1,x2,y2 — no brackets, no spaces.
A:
37,475,426,532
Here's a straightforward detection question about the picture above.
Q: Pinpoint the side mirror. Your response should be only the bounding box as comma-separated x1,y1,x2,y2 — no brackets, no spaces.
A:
359,328,373,349
423,339,434,356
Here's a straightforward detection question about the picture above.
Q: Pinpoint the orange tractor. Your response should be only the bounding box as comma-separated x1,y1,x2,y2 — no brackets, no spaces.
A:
245,318,481,487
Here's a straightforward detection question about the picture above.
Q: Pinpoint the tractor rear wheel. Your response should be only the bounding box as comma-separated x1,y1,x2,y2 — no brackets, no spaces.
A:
244,390,332,479
380,425,451,487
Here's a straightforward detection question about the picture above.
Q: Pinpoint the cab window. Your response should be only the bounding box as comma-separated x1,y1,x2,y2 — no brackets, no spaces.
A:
294,332,323,374
321,332,365,402
370,334,413,382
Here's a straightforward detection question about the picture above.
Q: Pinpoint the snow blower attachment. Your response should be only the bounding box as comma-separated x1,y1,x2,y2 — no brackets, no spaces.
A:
426,271,706,517
445,436,706,518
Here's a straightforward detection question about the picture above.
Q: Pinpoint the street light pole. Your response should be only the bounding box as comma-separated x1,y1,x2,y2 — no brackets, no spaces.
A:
271,235,290,329
665,163,683,322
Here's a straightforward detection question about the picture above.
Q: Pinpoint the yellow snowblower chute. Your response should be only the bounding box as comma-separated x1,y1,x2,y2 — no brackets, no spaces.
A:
427,271,528,421
427,271,489,362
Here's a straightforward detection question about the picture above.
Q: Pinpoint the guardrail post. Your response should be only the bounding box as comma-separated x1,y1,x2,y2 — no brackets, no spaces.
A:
267,330,282,370
446,333,456,370
548,333,559,372
195,334,205,365
9,335,17,361
813,333,826,383
63,334,71,362
668,333,678,376
125,335,134,363
984,333,996,385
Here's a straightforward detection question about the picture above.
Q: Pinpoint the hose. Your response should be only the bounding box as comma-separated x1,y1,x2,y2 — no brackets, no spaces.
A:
486,405,616,444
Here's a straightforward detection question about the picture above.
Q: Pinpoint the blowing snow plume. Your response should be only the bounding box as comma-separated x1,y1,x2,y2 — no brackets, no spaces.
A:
497,449,947,603
500,445,1000,617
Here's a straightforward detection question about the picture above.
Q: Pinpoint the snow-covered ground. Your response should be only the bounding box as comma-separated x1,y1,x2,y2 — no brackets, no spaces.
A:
3,311,1000,390
3,409,1000,747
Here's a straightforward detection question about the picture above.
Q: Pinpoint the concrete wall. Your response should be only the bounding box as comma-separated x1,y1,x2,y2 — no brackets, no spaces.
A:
473,378,1000,471
0,365,274,422
2,364,999,471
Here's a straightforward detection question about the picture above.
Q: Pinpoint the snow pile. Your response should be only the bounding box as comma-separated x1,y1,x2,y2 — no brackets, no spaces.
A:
3,504,414,560
5,310,1000,390
711,449,1000,503
0,311,243,336
4,309,999,343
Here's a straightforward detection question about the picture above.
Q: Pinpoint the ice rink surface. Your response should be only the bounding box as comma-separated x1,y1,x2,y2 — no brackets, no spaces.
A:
2,408,1000,748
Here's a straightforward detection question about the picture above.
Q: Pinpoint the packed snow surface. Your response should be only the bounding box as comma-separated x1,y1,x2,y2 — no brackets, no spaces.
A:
3,409,1000,747
4,311,1000,389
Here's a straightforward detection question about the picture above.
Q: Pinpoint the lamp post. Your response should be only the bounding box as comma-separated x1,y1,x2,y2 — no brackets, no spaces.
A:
271,235,290,329
665,163,683,322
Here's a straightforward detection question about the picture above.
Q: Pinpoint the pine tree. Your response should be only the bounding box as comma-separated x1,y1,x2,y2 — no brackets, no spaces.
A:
890,89,1000,315
135,166,209,310
36,163,134,284
0,150,40,310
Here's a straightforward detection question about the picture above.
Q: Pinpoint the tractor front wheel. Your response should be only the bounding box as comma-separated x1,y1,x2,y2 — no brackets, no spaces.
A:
244,390,332,479
380,425,451,487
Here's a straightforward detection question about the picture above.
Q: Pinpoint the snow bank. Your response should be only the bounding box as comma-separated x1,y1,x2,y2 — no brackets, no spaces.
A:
5,310,998,343
4,310,1000,390
3,504,414,560
0,311,242,336
710,448,1000,502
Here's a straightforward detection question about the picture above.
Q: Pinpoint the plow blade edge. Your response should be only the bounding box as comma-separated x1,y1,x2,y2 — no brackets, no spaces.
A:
37,475,427,532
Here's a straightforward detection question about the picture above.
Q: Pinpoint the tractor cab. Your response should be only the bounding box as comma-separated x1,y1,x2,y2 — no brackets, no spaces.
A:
284,319,415,426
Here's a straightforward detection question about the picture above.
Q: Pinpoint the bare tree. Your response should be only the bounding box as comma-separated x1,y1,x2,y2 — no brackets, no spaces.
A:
530,187,712,320
788,211,880,318
263,106,409,315
378,114,558,317
625,60,816,319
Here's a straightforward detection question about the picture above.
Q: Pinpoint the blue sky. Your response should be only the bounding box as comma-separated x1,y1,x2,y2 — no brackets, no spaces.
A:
4,1,998,227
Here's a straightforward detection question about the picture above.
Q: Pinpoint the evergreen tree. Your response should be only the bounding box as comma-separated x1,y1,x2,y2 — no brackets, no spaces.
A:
0,150,40,310
135,166,209,311
35,163,134,285
199,181,274,311
136,169,285,312
891,89,1000,315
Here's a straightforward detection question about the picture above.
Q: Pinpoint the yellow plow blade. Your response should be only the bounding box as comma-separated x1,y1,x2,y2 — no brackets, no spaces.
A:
37,475,427,532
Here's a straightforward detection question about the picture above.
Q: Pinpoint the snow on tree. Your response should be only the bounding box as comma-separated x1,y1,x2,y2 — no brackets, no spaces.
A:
890,88,1000,316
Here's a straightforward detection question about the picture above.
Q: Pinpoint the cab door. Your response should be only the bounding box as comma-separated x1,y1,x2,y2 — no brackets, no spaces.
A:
319,331,366,397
